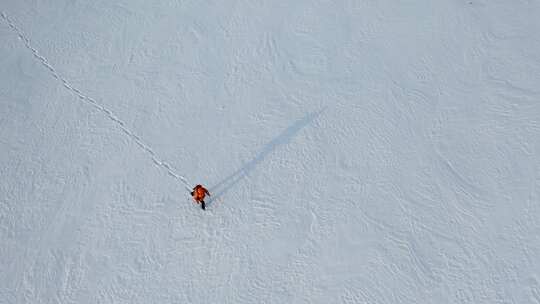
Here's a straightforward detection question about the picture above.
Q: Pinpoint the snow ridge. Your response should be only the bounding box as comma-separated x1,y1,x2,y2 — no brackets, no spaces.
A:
1,12,192,191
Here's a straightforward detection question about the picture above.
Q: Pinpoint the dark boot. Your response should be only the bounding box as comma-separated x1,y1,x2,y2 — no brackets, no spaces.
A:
201,201,205,210
190,191,194,196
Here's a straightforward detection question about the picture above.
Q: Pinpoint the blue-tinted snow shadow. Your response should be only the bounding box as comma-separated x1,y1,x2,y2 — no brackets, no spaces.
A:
207,108,325,206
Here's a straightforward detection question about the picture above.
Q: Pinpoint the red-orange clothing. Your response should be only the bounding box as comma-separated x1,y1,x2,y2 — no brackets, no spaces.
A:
192,185,210,202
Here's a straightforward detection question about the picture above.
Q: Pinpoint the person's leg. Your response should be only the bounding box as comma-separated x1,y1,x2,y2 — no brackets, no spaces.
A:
201,201,205,210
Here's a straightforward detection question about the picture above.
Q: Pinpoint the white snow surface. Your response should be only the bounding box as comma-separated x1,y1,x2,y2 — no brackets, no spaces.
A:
1,1,540,303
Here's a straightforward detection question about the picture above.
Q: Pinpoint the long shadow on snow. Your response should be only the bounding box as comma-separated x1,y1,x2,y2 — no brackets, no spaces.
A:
207,108,325,207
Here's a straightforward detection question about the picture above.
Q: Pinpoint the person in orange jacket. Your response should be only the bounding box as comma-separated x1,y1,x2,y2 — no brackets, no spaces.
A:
191,184,210,210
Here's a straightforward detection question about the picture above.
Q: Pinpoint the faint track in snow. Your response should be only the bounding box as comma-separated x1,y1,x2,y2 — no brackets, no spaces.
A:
530,276,540,304
1,12,192,191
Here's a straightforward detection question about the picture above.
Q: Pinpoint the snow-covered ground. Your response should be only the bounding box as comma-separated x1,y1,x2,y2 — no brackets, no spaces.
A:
2,1,540,303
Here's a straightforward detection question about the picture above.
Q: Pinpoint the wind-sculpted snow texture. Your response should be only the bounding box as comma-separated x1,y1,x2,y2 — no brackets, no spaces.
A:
1,1,540,303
